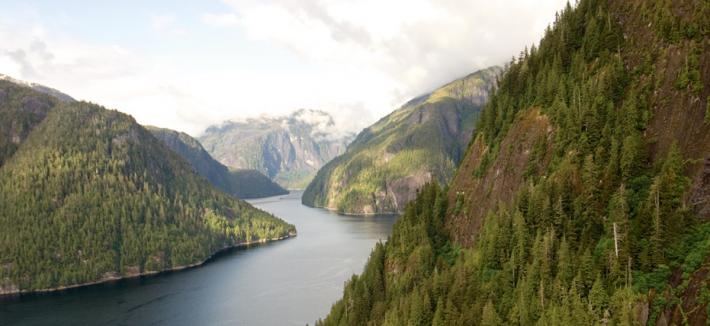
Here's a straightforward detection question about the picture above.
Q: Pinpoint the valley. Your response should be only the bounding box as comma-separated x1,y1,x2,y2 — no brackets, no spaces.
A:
1,0,708,325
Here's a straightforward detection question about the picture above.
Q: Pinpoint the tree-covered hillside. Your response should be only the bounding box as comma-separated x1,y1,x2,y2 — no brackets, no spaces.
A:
0,93,294,294
147,126,288,199
0,80,60,167
319,0,709,324
303,67,501,215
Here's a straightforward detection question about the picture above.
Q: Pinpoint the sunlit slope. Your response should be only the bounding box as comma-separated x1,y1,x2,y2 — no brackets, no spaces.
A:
303,66,501,214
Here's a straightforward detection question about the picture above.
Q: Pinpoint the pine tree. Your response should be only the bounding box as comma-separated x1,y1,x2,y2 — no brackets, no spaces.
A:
588,275,609,320
432,298,447,326
408,290,432,326
481,300,503,326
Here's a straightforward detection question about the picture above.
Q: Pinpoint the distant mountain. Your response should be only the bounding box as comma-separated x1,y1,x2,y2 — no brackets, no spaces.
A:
0,78,294,294
302,66,501,214
147,126,288,199
199,109,353,189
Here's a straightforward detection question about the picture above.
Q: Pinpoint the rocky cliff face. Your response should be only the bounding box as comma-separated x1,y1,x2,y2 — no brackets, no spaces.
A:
302,66,501,214
198,109,352,189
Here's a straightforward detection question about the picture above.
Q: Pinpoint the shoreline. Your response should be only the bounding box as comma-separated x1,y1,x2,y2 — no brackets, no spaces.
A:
0,232,296,297
302,202,400,216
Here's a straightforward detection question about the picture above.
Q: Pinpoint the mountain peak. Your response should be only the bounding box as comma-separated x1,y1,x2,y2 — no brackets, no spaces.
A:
199,108,353,189
0,73,75,102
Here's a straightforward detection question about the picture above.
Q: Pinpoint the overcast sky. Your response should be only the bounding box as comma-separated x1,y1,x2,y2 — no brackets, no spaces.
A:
0,0,567,136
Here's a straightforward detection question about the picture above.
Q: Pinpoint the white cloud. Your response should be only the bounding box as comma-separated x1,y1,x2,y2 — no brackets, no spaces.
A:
0,1,568,137
201,13,240,27
150,13,187,37
216,0,568,108
0,17,210,134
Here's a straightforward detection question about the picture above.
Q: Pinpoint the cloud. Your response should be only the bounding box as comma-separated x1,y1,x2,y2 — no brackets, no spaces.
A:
290,109,344,141
0,16,211,135
215,0,567,107
5,48,37,77
0,1,568,138
201,13,239,27
150,13,186,37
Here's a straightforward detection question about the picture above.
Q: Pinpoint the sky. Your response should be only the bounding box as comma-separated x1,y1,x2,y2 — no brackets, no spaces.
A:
0,0,568,136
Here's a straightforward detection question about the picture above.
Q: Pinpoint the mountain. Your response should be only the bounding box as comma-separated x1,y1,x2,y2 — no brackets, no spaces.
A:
0,79,295,294
199,109,352,189
302,66,501,214
147,126,288,199
0,75,77,167
0,73,75,102
319,0,709,325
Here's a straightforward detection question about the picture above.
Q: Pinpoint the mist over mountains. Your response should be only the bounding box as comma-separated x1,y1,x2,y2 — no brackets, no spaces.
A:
199,109,354,189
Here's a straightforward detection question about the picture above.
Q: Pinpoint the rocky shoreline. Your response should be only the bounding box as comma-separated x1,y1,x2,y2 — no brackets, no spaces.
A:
0,231,297,296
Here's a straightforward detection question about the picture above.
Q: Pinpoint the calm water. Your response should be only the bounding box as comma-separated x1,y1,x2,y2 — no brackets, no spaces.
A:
0,191,397,326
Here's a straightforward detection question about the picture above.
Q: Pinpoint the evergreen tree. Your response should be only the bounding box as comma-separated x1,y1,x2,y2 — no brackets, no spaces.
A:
481,300,502,326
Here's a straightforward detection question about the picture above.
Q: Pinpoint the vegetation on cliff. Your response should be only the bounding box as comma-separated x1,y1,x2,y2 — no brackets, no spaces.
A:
303,67,501,214
319,0,709,324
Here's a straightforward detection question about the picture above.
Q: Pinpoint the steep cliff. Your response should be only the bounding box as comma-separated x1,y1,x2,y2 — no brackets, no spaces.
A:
303,66,501,214
318,0,710,324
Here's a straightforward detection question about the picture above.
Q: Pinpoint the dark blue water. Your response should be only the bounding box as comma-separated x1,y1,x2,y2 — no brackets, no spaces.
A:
0,192,396,325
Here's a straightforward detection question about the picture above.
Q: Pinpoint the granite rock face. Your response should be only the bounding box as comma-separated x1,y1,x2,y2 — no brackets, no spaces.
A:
199,109,353,189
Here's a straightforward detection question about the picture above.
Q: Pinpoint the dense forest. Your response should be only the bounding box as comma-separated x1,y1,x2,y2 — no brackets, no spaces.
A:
0,80,58,167
147,126,288,199
319,0,709,324
303,67,500,215
0,83,294,293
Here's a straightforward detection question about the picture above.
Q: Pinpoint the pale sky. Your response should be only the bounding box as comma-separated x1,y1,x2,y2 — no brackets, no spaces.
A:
0,0,568,136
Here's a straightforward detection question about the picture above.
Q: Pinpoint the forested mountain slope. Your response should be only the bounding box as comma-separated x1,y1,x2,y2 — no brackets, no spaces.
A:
199,109,352,189
302,67,501,215
147,126,287,199
0,79,64,167
0,84,294,295
319,0,709,324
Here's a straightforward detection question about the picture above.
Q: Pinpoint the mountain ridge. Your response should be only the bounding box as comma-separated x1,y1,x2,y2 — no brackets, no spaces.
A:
147,126,288,199
0,80,294,294
199,109,353,189
302,66,501,214
318,0,710,324
0,74,75,102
